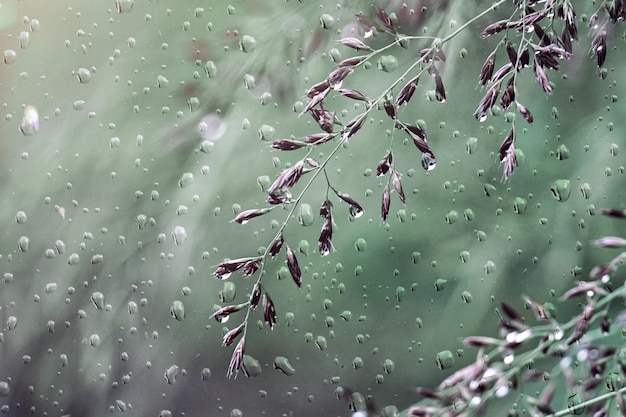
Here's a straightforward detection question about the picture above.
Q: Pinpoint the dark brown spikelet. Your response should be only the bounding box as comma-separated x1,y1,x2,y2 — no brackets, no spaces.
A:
337,88,369,102
383,99,396,120
498,129,516,180
500,76,515,110
319,200,335,255
338,56,366,68
491,62,513,84
392,171,406,205
271,139,307,151
591,30,607,67
226,337,245,378
516,102,534,123
306,133,334,145
482,19,509,37
533,61,552,93
374,6,395,32
250,282,262,309
210,303,247,322
478,51,496,86
309,108,335,133
242,259,261,276
376,152,393,177
267,160,304,195
335,191,364,218
328,66,352,85
263,293,277,329
431,69,446,102
381,184,390,222
233,208,272,224
285,245,302,288
300,88,329,115
474,83,500,121
268,234,284,257
214,257,254,279
222,323,244,347
338,37,373,51
500,302,523,322
396,75,419,107
306,80,330,98
345,115,365,139
505,40,517,66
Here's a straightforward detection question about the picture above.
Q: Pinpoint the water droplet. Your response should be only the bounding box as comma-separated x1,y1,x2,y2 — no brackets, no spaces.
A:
466,137,478,154
483,183,496,197
383,359,395,374
315,335,327,351
555,144,570,160
513,197,527,214
434,278,447,291
164,365,179,385
204,61,217,78
3,49,17,65
18,32,30,49
219,282,236,303
115,0,134,13
17,236,30,252
242,355,262,377
421,153,436,171
76,67,92,84
435,350,454,370
14,210,27,224
459,251,471,263
484,260,497,274
67,253,80,265
127,301,138,315
0,382,10,397
463,208,475,221
178,172,194,188
550,179,571,202
172,226,187,245
296,203,315,226
156,75,169,88
170,300,185,321
352,356,364,369
239,35,257,53
89,334,101,347
91,292,105,310
320,14,335,29
354,238,367,252
274,356,295,375
6,316,17,331
445,210,459,224
580,183,592,199
461,291,473,303
377,55,398,73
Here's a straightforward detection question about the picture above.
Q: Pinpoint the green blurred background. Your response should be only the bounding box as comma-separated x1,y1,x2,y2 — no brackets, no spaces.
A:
1,1,625,416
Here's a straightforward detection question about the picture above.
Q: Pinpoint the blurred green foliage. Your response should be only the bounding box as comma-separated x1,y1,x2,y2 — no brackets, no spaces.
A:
1,1,625,416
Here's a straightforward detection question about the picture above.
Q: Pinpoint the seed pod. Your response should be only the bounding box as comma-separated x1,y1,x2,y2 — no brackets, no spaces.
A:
285,245,302,288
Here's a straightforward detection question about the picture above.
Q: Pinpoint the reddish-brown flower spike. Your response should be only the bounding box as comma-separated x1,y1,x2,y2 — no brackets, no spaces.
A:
474,83,500,121
267,160,304,195
338,56,366,68
344,115,365,139
306,133,333,145
432,71,446,102
242,259,261,276
499,129,516,180
338,37,373,51
482,19,509,37
214,257,253,279
233,208,273,224
318,219,334,256
335,191,363,218
533,61,552,93
500,302,523,322
271,139,307,151
505,40,517,66
478,51,496,86
328,66,352,85
306,80,330,98
250,282,262,309
376,152,392,177
383,99,396,119
374,7,395,32
500,76,515,110
381,184,390,222
600,208,626,218
337,88,369,102
226,337,245,378
210,303,247,322
392,171,406,206
263,293,277,330
300,88,329,115
516,102,533,124
591,30,607,67
222,323,244,347
490,62,513,84
396,75,419,107
285,245,302,288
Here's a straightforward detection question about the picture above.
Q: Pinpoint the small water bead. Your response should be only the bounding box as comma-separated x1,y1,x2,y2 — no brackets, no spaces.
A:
89,334,101,347
178,172,194,188
445,210,459,224
170,300,185,321
484,260,496,274
3,49,17,65
513,197,527,214
555,144,570,160
459,251,471,263
435,350,454,370
239,35,257,53
172,226,187,245
91,292,105,310
461,291,473,303
242,355,262,377
164,365,179,385
67,253,80,265
115,0,134,13
550,179,571,202
76,67,92,84
17,236,30,252
273,356,295,376
466,137,478,154
297,204,315,226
